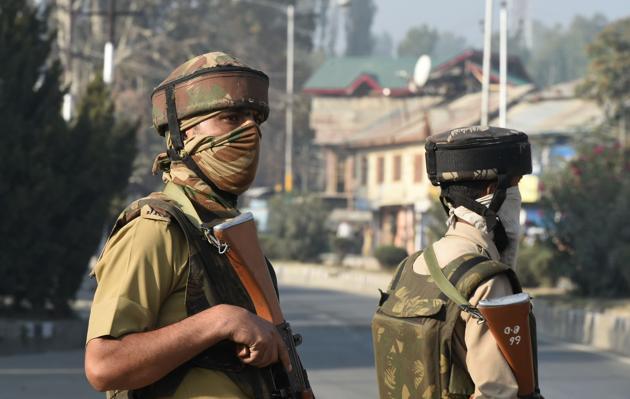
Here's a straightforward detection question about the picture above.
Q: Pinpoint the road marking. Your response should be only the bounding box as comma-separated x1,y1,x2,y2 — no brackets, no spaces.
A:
0,368,84,375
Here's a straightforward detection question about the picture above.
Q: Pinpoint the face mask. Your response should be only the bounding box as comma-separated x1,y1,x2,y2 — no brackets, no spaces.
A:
448,186,522,268
185,121,261,195
495,186,522,268
160,120,261,199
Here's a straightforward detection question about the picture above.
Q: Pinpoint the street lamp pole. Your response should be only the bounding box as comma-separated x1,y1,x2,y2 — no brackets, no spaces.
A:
284,4,295,193
481,0,493,126
103,0,115,84
499,1,508,128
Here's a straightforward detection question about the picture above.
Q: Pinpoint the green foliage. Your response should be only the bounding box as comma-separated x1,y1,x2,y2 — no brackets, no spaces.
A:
544,136,630,297
516,240,555,287
578,17,630,119
374,245,408,270
0,1,136,315
263,194,331,262
344,0,376,56
397,25,438,58
525,15,607,87
52,77,137,313
397,25,467,61
330,236,361,264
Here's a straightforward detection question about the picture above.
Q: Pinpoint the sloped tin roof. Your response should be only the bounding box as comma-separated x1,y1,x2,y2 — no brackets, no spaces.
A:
304,56,417,91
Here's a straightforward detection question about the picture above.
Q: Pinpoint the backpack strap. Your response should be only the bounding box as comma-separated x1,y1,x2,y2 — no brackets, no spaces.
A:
423,244,487,321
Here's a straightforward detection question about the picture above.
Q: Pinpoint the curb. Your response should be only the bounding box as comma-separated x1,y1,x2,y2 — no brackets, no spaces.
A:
0,319,87,356
273,261,630,359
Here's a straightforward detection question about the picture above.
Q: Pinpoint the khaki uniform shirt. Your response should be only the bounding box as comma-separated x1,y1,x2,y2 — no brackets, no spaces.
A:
87,205,249,399
412,221,519,399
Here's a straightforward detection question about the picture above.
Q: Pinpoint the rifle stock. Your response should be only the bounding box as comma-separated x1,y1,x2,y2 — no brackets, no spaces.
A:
214,213,314,399
478,292,536,397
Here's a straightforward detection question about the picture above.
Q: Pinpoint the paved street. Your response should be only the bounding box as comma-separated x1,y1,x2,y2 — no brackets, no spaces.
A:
0,286,629,398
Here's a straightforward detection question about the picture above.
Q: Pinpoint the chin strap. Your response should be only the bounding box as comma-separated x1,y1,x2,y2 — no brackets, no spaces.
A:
163,83,238,208
441,174,512,252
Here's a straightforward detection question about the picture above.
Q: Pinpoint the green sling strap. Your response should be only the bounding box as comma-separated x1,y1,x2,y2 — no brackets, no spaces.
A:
423,244,486,321
163,182,204,227
163,182,231,253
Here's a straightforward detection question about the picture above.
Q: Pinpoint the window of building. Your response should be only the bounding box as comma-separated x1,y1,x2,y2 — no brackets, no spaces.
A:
393,155,402,181
336,157,345,193
360,156,368,186
414,154,424,182
377,156,385,184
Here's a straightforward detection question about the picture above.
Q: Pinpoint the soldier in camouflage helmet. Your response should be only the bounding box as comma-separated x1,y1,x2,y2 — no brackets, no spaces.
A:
85,52,291,399
372,126,543,398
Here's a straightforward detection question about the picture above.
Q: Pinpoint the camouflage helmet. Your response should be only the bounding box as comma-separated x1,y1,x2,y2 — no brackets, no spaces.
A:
151,51,269,137
425,125,532,186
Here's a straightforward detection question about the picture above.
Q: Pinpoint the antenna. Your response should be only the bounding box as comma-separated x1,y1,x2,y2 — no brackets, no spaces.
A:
412,54,432,90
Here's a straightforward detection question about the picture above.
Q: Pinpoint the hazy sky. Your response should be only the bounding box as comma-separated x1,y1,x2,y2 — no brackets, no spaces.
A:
373,0,630,49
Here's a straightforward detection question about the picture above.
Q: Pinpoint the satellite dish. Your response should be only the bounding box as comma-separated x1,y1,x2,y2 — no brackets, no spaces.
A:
413,54,432,88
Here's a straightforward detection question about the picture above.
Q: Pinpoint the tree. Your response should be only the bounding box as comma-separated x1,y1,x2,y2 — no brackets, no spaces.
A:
54,0,320,194
51,76,137,312
0,0,136,315
431,31,468,62
344,0,376,56
0,0,69,313
544,138,630,297
397,25,438,58
397,25,468,62
578,17,630,122
545,18,630,297
262,194,331,262
526,15,607,87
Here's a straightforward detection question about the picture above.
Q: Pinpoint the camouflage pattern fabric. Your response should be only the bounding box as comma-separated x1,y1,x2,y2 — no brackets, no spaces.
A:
439,168,499,183
153,118,261,215
372,252,517,399
151,52,269,134
425,125,531,185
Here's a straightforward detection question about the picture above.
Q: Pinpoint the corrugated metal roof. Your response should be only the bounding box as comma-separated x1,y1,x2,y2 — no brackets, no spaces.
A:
490,97,604,135
313,85,535,147
304,51,532,94
304,57,417,90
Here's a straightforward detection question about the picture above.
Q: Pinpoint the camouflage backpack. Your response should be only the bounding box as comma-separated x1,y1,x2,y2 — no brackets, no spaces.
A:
371,251,521,399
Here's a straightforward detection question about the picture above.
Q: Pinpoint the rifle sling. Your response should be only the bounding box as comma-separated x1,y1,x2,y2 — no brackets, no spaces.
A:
423,244,485,320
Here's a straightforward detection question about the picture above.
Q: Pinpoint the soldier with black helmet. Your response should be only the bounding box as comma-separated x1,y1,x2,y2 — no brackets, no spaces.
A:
372,126,544,399
85,52,294,399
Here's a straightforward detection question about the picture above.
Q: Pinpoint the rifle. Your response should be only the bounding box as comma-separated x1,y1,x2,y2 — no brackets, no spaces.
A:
213,212,315,399
478,293,543,399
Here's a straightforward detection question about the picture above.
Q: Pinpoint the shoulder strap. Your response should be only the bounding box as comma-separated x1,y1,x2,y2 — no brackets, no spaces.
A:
163,182,204,228
423,244,485,321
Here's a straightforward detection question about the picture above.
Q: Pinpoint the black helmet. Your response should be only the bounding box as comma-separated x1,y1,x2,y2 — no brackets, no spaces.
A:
425,125,532,250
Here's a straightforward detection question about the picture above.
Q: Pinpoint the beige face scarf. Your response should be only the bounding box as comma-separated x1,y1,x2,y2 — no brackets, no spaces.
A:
446,186,523,268
153,118,261,214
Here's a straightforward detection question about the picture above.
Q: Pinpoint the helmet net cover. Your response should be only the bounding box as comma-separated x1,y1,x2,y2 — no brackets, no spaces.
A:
151,52,270,136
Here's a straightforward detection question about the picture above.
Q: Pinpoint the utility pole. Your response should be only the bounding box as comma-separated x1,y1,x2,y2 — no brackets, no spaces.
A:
103,0,116,84
284,4,295,193
499,1,508,127
481,0,493,126
55,0,76,121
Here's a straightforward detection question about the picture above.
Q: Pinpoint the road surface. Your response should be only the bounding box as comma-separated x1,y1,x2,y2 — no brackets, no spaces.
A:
0,286,629,398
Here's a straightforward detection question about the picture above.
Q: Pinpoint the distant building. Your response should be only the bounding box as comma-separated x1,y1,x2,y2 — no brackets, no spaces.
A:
303,50,605,255
303,50,534,254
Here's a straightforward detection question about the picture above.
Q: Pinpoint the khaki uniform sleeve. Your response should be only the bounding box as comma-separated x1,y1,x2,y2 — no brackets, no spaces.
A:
86,214,188,343
463,274,519,399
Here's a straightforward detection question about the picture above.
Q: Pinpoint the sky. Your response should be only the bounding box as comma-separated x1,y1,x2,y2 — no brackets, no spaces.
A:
372,0,630,49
